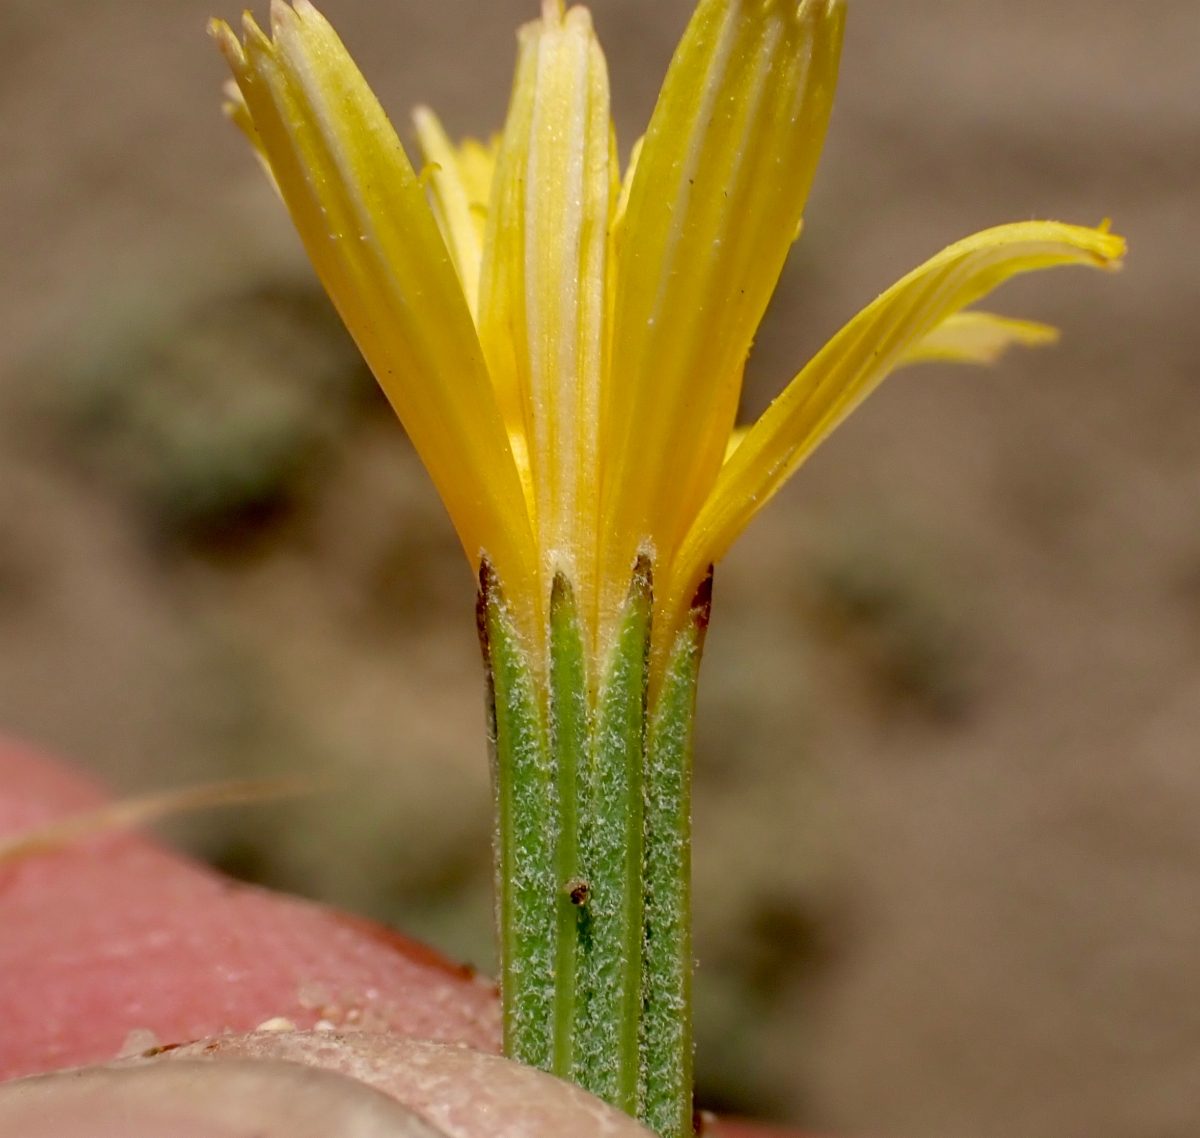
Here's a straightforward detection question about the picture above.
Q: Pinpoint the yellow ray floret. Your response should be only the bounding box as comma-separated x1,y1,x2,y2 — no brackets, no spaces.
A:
221,79,280,196
475,19,541,515
667,221,1125,625
209,2,539,639
413,107,498,321
479,0,614,631
599,0,846,638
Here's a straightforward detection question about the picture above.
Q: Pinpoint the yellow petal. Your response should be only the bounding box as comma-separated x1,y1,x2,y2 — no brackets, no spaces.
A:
479,1,614,633
599,0,846,639
901,310,1059,367
609,134,643,253
604,134,643,341
210,3,538,634
413,106,490,321
476,21,540,518
457,134,501,230
722,426,749,463
221,78,282,197
671,221,1126,619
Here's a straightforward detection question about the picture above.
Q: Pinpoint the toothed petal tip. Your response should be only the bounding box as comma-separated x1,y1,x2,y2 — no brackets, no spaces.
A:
240,9,272,50
270,0,317,50
283,0,324,36
209,17,247,68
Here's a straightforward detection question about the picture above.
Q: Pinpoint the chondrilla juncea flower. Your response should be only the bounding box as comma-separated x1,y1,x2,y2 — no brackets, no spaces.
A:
210,1,1124,1134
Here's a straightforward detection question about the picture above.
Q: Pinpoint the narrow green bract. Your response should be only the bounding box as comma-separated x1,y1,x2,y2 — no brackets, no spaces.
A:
642,571,712,1138
576,555,651,1111
477,560,556,1070
549,573,589,1076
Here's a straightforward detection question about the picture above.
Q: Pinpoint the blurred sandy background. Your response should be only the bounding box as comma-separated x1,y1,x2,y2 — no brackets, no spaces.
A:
1,1,1198,1135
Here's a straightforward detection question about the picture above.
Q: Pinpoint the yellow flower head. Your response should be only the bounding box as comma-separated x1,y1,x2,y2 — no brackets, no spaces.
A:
211,0,1124,675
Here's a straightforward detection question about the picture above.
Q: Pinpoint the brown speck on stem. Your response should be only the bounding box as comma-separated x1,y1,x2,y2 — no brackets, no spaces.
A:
566,879,590,906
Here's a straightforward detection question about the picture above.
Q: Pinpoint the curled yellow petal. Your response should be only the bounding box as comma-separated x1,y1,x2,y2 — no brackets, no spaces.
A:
479,2,615,632
901,310,1060,367
599,0,846,643
670,221,1125,621
210,2,538,636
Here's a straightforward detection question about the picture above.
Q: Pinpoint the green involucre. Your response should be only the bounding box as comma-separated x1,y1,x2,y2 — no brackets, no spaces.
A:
479,558,709,1138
